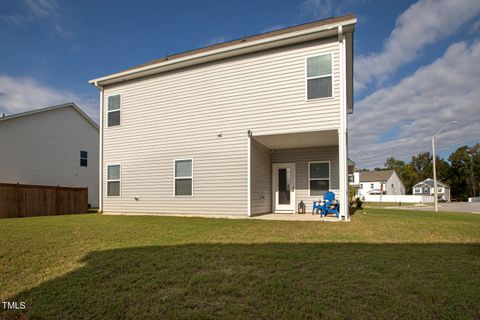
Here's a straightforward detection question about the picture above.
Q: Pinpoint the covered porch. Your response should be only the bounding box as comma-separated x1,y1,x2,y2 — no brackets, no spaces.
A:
248,129,352,221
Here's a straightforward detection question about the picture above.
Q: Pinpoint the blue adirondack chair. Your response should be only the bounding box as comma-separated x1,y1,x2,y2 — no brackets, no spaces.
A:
322,191,340,218
312,191,335,216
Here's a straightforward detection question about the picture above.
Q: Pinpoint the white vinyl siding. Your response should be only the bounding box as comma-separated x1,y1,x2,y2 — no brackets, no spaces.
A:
306,53,333,100
107,95,121,127
270,146,339,212
107,164,121,196
251,139,272,215
308,161,330,196
0,106,99,207
174,159,193,196
101,38,341,215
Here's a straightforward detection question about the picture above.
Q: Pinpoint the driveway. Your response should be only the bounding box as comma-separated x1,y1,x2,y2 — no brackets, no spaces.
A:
391,202,480,213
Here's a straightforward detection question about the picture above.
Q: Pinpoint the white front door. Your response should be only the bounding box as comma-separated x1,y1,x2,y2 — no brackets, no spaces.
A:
272,163,296,213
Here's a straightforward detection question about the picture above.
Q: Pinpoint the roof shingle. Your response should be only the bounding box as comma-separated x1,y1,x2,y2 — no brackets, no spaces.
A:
358,170,395,182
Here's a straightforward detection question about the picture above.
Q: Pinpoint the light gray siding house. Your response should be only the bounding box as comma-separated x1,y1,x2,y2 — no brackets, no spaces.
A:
90,14,356,220
351,170,406,197
0,103,99,207
412,178,451,201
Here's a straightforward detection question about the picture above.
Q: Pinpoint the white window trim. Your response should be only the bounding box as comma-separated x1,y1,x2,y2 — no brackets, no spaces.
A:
308,161,331,197
106,164,121,197
305,52,334,101
414,188,421,193
107,94,121,128
173,158,193,197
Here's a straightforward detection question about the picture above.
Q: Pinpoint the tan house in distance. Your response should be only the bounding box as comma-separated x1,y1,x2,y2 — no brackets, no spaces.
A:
89,14,356,220
350,170,406,197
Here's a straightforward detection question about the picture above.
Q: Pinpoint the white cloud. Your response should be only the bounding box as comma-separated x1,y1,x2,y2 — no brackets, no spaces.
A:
1,0,72,39
0,74,98,123
350,40,480,168
471,19,480,33
24,0,59,19
355,0,480,91
300,0,356,19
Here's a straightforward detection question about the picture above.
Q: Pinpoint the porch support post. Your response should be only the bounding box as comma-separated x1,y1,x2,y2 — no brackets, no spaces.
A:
338,129,349,221
247,132,252,217
338,26,350,221
97,83,104,213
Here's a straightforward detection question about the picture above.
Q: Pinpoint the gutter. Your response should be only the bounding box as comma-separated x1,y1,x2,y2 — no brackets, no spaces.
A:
89,18,356,86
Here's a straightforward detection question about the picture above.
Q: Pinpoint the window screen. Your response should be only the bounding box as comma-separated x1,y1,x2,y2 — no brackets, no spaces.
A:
174,160,192,196
306,54,332,100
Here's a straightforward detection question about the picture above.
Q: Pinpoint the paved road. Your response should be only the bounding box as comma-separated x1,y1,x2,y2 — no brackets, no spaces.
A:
392,202,480,213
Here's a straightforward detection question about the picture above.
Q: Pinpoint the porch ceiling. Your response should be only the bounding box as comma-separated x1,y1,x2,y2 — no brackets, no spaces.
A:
253,130,338,149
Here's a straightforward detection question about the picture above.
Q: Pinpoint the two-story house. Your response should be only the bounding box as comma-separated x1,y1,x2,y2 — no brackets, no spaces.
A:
350,170,406,197
89,14,356,220
0,103,99,207
412,178,451,201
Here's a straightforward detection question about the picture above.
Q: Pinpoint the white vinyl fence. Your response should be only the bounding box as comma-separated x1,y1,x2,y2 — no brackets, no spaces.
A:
361,194,434,203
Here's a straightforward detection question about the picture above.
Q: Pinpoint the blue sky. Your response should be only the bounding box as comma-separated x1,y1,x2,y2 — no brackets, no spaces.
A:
1,0,479,168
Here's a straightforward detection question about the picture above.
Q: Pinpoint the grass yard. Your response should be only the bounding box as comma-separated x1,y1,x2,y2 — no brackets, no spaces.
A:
0,209,479,319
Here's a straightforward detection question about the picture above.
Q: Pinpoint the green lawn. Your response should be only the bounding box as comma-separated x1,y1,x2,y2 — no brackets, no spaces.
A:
1,209,479,319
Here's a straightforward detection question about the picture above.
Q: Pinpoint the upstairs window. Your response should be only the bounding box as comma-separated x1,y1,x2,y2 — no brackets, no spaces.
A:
174,159,193,196
309,162,330,196
80,150,88,167
108,95,121,127
306,53,332,100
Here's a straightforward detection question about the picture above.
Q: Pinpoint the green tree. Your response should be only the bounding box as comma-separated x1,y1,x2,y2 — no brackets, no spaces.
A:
411,152,433,181
384,157,405,173
400,164,419,194
435,158,452,186
449,145,480,200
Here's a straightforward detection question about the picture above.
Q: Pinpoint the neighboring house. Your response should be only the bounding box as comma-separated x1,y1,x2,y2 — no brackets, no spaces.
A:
412,178,451,202
0,103,99,207
350,170,406,197
89,14,356,219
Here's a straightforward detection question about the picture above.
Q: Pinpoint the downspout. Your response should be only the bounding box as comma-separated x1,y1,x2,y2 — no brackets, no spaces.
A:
93,81,104,213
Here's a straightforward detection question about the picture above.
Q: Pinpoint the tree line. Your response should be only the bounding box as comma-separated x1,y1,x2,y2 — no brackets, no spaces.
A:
359,143,479,201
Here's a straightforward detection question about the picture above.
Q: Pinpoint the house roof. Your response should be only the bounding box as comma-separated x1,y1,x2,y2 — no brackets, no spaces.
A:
414,178,449,189
358,170,395,182
89,14,356,86
0,103,99,130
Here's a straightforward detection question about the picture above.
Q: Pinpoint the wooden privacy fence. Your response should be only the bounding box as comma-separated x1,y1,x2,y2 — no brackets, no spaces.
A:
0,183,88,218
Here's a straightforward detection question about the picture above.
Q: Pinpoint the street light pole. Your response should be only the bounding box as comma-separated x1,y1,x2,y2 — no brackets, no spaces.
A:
432,136,438,212
432,121,458,212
